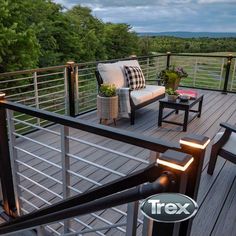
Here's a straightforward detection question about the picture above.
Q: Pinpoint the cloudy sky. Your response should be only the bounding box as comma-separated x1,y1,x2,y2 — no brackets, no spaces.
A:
54,0,236,32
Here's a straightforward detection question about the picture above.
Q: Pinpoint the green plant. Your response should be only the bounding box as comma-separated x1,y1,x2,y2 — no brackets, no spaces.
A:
158,66,188,86
166,88,179,96
99,83,116,97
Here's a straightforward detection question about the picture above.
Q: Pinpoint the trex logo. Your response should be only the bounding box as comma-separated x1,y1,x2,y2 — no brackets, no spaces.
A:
141,193,198,223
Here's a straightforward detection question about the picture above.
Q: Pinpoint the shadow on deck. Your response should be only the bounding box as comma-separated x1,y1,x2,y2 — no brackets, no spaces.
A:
14,89,236,236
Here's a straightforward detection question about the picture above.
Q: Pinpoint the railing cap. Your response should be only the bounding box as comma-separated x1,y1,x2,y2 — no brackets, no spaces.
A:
180,134,210,150
157,150,193,172
0,92,6,100
67,61,75,64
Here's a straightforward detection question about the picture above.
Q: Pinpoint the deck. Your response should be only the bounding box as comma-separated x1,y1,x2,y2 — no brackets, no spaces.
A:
12,89,236,236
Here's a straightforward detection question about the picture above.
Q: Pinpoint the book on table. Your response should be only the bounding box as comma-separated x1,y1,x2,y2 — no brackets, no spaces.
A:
176,89,198,99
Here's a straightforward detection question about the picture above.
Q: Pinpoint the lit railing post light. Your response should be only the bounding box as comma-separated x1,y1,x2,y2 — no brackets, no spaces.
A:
157,149,194,172
180,134,210,150
148,149,194,236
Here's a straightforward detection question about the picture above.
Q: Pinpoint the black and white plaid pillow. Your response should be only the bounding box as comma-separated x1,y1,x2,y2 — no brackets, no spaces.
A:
124,66,146,90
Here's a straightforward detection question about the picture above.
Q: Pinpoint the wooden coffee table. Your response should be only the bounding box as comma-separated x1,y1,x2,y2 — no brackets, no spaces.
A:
158,95,204,131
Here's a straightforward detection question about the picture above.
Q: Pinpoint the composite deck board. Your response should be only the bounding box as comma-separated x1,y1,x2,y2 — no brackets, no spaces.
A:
211,177,236,236
10,89,236,236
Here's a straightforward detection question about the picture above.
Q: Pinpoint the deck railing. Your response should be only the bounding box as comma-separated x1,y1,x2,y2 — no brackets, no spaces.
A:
0,53,235,123
0,97,209,236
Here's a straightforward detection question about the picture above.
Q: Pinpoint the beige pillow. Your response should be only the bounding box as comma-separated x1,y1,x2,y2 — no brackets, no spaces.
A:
97,60,142,89
117,59,141,69
97,63,125,88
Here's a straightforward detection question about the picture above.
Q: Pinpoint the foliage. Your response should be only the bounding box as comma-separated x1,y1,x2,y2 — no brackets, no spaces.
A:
0,1,139,72
103,23,140,59
139,36,236,54
158,66,188,86
99,84,116,97
174,67,188,78
0,0,235,74
0,0,40,72
165,88,179,96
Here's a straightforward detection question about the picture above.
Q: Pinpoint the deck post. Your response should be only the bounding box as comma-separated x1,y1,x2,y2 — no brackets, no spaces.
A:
166,52,171,69
222,54,233,94
143,150,193,236
0,94,17,217
126,201,139,236
61,125,70,233
178,134,210,236
66,61,76,117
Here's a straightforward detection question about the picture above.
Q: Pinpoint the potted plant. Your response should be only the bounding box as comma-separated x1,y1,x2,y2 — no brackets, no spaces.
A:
158,66,188,90
97,83,118,124
166,88,179,102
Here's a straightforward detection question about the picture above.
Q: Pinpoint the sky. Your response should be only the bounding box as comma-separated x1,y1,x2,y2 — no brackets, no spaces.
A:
54,0,236,33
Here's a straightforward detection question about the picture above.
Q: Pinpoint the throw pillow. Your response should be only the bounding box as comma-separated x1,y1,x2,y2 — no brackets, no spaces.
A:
124,66,146,90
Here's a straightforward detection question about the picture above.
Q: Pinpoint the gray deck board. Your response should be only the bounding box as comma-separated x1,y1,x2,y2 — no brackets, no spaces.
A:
9,89,236,236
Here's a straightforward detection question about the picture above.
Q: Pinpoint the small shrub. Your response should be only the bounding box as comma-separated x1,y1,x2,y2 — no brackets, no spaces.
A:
99,83,116,97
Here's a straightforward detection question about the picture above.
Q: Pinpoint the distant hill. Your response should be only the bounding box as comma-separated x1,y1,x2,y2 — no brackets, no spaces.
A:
138,32,236,38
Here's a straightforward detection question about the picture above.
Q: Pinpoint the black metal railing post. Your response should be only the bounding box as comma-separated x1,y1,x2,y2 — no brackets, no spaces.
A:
66,61,76,117
166,52,171,69
222,54,233,94
143,150,193,236
0,94,17,217
178,134,210,236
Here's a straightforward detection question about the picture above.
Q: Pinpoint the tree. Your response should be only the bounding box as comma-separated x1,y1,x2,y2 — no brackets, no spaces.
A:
104,23,140,59
0,0,40,72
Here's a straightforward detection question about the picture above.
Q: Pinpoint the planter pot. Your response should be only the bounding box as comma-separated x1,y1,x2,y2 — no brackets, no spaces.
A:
165,77,181,90
97,95,118,120
167,94,178,102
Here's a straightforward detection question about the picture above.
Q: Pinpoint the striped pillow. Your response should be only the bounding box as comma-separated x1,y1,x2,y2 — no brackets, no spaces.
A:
124,66,146,90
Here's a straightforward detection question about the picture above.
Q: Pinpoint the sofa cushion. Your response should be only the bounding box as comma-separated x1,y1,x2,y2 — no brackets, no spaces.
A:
131,85,165,105
131,90,153,105
117,59,141,70
145,85,165,97
97,60,141,88
124,66,146,90
213,132,236,155
97,63,125,88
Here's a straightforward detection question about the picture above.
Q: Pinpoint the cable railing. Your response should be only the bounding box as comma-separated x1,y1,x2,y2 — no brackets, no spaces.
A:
0,52,234,235
0,53,235,127
0,97,209,236
66,53,236,117
0,65,67,134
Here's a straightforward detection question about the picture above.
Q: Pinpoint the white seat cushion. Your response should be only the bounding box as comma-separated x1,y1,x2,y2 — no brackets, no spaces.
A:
131,85,165,105
213,132,236,155
145,85,165,97
97,60,141,89
131,90,153,105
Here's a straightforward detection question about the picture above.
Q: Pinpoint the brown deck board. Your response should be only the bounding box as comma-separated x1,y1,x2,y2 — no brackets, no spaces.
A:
11,89,236,236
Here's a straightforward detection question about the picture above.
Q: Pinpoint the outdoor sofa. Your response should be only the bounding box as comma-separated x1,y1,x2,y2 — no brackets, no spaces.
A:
95,59,165,124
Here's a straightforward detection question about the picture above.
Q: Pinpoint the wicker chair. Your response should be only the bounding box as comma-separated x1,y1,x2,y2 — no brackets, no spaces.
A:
207,123,236,175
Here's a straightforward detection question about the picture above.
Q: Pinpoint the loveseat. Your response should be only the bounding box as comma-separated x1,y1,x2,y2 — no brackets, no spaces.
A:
95,59,165,124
